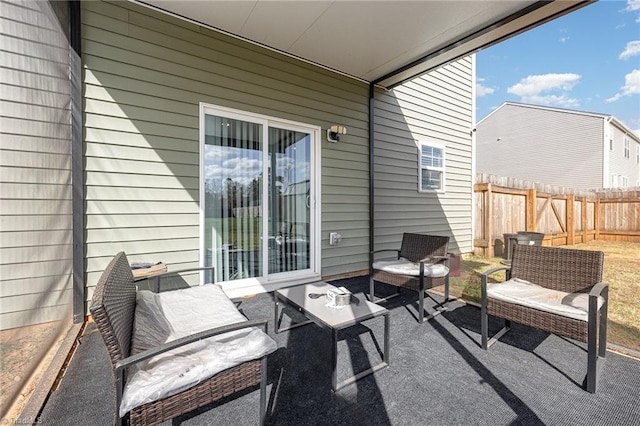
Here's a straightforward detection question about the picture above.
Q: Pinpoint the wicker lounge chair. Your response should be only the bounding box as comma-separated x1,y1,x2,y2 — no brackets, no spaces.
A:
370,233,450,323
90,252,271,425
481,244,608,393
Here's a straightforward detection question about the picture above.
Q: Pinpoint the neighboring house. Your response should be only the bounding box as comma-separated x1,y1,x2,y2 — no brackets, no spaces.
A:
0,0,590,334
476,102,640,190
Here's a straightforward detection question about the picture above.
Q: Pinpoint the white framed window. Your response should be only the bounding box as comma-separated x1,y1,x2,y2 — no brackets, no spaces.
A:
621,176,629,187
610,139,614,151
636,145,639,164
611,174,618,187
624,137,630,158
418,142,445,192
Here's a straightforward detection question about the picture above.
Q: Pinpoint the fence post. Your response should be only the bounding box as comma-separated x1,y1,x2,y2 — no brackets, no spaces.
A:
567,194,575,245
581,197,588,243
485,183,494,258
595,198,601,240
526,188,537,232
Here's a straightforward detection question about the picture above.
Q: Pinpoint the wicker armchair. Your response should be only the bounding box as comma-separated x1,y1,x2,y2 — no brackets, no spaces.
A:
90,252,269,425
370,233,450,323
481,244,608,393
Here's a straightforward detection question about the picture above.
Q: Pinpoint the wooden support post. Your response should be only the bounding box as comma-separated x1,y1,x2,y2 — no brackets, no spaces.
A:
581,197,588,243
485,183,494,258
526,188,537,232
595,199,601,240
567,194,575,245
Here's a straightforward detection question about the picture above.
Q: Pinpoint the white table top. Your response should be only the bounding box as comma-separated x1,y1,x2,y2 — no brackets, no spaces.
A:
276,281,388,329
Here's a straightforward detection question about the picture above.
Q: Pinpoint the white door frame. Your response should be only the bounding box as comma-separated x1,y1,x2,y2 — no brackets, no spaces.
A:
199,102,321,296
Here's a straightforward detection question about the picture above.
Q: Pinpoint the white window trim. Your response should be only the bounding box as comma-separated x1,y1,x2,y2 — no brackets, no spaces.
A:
418,141,446,193
624,137,630,158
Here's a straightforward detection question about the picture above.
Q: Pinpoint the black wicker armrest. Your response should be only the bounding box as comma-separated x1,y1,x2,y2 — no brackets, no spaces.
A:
481,266,511,291
115,319,267,371
151,266,216,293
589,282,609,311
371,249,402,260
480,266,511,309
481,266,510,279
589,282,609,298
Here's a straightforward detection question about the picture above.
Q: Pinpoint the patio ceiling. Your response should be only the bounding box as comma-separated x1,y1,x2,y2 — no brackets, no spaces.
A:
138,0,591,89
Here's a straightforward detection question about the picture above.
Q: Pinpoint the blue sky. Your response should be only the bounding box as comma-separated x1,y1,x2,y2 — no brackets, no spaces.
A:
476,0,640,134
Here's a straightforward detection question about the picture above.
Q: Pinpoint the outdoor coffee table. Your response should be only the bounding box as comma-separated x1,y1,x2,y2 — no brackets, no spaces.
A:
274,281,389,391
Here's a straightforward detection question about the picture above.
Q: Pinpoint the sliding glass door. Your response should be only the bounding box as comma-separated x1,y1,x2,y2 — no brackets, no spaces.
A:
268,127,311,274
201,105,318,286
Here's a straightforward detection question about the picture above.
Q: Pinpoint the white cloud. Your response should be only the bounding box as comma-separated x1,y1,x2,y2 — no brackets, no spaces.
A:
558,28,570,43
522,94,580,108
620,41,640,60
507,73,581,107
476,83,495,97
606,69,640,102
627,0,640,21
508,73,581,97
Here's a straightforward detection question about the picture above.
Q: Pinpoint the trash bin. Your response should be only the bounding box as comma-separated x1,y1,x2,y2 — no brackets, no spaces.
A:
516,231,545,246
503,232,545,260
502,233,518,259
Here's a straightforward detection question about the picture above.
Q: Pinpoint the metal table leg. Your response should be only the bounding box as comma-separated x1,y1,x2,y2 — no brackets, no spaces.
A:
333,311,390,391
274,291,313,334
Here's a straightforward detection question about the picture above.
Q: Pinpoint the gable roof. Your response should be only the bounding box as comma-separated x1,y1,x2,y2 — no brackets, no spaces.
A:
477,102,640,142
137,0,591,89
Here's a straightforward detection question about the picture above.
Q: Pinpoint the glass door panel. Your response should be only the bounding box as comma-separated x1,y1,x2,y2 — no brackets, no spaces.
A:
204,115,263,282
202,106,317,286
268,127,311,274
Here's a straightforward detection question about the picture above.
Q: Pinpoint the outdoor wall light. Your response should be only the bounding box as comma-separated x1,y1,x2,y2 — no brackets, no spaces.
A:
327,125,347,143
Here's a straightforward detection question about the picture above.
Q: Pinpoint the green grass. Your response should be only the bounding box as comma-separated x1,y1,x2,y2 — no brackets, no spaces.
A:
205,217,261,250
447,241,640,352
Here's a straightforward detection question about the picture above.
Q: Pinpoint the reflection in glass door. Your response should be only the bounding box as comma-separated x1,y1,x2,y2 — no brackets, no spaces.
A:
203,115,263,282
268,128,311,274
202,107,315,285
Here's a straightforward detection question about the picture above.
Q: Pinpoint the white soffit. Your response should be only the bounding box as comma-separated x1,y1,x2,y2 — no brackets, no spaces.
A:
139,1,590,88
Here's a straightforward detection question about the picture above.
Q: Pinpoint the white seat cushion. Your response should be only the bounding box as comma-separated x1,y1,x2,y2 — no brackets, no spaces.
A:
122,284,277,417
487,278,604,322
373,258,449,277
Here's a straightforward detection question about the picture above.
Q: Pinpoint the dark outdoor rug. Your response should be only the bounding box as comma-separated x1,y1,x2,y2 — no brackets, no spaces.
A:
40,276,640,425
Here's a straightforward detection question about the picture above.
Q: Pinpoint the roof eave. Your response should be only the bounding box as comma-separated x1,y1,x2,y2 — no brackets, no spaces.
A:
374,0,593,89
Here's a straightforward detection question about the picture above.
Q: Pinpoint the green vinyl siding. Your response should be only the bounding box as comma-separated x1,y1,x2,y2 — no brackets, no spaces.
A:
81,0,370,301
0,0,73,329
374,58,474,253
81,1,474,302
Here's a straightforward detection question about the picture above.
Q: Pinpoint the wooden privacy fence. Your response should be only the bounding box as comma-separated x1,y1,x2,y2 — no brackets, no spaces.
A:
474,175,640,257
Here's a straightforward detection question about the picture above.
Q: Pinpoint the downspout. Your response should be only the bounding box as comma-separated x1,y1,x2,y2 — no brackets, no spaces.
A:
369,83,375,273
70,0,85,323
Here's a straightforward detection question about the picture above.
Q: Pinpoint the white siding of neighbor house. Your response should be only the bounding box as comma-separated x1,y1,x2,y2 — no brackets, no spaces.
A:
374,58,475,254
476,103,605,190
607,121,640,188
81,0,372,301
0,0,73,329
